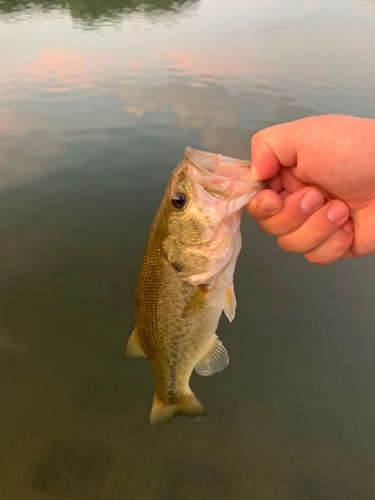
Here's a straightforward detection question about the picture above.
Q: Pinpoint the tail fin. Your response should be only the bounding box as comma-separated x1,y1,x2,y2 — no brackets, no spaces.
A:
150,392,207,427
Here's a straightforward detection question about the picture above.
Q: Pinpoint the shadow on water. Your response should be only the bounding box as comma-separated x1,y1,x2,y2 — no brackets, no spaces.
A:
0,0,199,24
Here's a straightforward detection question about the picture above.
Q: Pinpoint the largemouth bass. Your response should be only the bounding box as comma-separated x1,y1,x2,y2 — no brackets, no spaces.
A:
126,147,263,426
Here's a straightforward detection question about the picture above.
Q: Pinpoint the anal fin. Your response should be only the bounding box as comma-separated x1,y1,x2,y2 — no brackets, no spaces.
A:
195,334,229,376
126,328,146,357
224,282,236,322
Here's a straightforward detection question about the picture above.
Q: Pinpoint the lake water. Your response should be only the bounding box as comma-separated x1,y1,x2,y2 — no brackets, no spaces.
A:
1,0,375,498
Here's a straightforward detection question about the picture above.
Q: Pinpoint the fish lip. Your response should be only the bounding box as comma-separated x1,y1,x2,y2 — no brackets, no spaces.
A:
183,146,266,189
184,146,251,179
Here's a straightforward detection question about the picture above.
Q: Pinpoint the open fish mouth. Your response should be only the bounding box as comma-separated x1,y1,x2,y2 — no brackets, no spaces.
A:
184,146,253,180
182,146,265,211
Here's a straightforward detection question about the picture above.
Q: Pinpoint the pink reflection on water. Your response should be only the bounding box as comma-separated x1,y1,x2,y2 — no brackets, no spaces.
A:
129,59,144,69
21,48,92,91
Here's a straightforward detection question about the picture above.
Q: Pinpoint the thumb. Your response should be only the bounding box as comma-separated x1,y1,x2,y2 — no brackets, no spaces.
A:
249,122,299,181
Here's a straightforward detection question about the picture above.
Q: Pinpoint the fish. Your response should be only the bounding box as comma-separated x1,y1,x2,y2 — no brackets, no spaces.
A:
126,147,264,426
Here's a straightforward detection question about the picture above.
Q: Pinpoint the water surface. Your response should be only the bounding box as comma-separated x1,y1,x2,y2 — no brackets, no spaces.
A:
1,0,375,498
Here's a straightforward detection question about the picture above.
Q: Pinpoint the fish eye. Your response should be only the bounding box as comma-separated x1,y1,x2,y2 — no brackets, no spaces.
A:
172,192,187,209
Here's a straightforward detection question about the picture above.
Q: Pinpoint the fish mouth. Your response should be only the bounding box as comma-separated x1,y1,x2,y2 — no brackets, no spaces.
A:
184,146,253,179
182,146,265,205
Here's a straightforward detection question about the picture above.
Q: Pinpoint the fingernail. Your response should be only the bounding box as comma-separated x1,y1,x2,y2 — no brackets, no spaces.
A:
257,198,280,216
343,219,354,233
327,203,348,222
300,191,325,213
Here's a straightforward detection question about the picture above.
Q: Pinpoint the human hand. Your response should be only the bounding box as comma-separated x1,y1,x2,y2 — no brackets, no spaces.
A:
246,115,375,263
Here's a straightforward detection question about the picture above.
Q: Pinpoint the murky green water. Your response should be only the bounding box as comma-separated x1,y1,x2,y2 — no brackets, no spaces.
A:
1,0,375,498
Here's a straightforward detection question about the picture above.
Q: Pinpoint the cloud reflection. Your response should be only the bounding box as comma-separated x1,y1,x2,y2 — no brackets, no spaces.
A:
118,79,315,158
121,83,237,128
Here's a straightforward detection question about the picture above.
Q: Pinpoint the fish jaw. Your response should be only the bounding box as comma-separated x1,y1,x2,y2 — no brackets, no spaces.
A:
184,146,265,213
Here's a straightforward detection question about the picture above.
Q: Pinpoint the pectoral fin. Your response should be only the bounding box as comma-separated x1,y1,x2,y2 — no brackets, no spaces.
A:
195,334,229,376
126,328,146,357
224,282,236,322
